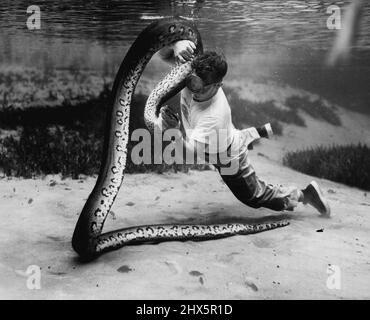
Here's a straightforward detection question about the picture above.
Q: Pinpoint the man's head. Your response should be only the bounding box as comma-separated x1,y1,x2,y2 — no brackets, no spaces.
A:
186,51,227,102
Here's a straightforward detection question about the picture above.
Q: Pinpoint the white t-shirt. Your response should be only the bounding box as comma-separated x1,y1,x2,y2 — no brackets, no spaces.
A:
180,87,235,153
180,87,260,160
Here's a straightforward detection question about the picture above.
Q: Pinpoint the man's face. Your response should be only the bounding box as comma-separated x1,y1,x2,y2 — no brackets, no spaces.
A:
186,73,222,102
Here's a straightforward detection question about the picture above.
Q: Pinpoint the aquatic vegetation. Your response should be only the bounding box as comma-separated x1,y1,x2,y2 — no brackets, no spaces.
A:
0,84,111,133
223,86,303,135
0,70,345,179
285,95,341,126
0,123,210,178
0,126,101,179
283,144,370,191
0,67,111,109
223,86,342,135
0,68,212,178
0,89,209,178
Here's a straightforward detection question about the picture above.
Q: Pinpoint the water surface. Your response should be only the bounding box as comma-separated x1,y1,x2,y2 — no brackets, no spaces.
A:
0,0,369,112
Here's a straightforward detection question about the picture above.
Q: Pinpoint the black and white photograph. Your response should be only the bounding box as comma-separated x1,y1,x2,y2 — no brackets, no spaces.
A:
0,0,369,301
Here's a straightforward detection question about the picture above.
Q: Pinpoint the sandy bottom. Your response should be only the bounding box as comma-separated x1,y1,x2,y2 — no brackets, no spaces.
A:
1,158,370,299
1,99,370,300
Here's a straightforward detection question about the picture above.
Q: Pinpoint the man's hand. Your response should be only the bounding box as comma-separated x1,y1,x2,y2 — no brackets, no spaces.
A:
172,40,196,64
160,105,181,131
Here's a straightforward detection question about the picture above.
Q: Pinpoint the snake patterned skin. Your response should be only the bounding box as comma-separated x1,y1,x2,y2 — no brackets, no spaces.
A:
72,18,289,261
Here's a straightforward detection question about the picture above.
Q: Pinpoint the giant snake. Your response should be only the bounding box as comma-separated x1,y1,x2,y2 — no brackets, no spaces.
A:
72,18,289,261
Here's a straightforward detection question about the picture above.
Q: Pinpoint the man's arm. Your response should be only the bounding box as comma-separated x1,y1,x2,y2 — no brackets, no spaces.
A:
158,40,196,64
160,105,208,162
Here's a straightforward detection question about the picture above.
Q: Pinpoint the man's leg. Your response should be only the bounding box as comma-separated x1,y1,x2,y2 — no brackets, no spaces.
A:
219,166,302,211
241,123,273,151
256,123,273,139
216,147,330,216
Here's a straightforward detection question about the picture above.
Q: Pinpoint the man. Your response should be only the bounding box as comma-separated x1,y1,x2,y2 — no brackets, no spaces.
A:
157,40,331,216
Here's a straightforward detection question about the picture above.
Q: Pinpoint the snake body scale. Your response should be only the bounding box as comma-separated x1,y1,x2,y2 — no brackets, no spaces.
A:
72,18,289,261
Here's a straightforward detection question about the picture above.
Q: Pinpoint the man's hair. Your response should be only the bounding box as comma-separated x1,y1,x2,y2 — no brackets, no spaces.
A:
192,51,228,84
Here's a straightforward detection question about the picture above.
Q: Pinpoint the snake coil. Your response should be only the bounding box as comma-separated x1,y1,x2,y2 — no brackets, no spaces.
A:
72,18,289,261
